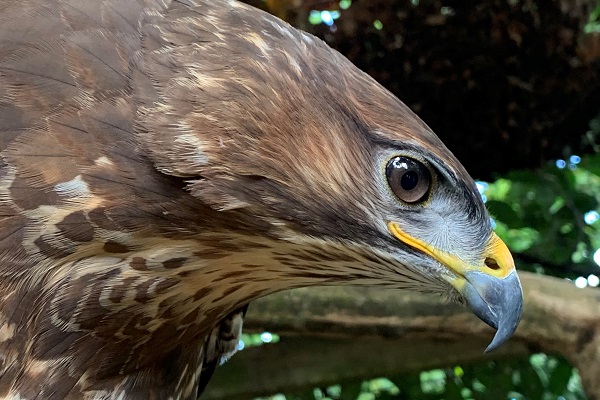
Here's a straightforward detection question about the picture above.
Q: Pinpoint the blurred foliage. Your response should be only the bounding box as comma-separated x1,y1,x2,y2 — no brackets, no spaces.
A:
251,354,587,400
485,149,600,280
240,332,281,348
584,3,600,33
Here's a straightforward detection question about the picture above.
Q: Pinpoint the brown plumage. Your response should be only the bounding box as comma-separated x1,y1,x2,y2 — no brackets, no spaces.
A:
0,1,522,399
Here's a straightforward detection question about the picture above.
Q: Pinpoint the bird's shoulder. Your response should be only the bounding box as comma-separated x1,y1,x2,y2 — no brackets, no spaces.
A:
0,1,250,398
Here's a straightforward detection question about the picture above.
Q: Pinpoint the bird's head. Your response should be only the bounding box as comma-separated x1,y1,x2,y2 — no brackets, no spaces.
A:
133,0,523,351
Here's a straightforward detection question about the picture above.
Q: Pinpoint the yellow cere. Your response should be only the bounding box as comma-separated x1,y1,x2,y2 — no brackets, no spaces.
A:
387,222,514,279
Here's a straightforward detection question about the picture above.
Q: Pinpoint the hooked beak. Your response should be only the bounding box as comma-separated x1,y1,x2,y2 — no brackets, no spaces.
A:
388,222,523,352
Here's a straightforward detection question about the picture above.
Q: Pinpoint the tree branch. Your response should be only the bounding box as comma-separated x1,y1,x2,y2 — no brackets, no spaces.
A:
203,272,600,400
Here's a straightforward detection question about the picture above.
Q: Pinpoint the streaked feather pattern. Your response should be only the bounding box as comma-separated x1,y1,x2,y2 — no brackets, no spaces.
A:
0,0,486,399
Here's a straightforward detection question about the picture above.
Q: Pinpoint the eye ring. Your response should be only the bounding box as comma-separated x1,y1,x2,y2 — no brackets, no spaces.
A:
385,156,432,204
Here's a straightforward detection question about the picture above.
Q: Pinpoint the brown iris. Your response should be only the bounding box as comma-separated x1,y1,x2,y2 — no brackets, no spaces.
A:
385,156,431,203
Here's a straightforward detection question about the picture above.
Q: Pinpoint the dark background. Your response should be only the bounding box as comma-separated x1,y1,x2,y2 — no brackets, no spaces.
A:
244,0,600,180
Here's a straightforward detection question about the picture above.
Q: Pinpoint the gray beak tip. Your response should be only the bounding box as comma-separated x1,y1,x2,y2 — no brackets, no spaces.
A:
462,270,523,352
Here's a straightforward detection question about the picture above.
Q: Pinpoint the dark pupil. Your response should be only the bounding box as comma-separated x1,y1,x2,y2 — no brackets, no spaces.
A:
400,170,419,191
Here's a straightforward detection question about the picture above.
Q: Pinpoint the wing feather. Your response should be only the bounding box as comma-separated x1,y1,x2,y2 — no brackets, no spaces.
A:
0,2,220,399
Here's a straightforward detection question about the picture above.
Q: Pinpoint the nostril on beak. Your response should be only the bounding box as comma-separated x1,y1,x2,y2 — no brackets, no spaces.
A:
482,232,515,278
484,257,501,271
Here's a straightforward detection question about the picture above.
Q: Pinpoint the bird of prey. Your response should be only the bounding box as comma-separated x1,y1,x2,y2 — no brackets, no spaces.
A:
0,0,523,399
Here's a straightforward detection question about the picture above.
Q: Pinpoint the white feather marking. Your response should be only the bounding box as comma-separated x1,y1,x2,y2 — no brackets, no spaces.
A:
0,322,15,342
266,19,295,39
94,156,115,167
54,175,90,198
246,32,270,56
3,392,27,400
174,133,209,165
301,32,314,44
219,313,244,365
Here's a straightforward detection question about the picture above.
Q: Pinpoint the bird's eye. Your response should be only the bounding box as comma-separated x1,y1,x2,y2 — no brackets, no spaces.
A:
385,156,431,204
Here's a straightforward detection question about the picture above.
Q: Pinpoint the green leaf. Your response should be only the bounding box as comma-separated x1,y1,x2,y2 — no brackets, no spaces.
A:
505,170,543,185
486,200,523,228
338,382,362,400
548,358,573,395
572,192,598,213
579,153,600,177
443,377,464,399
